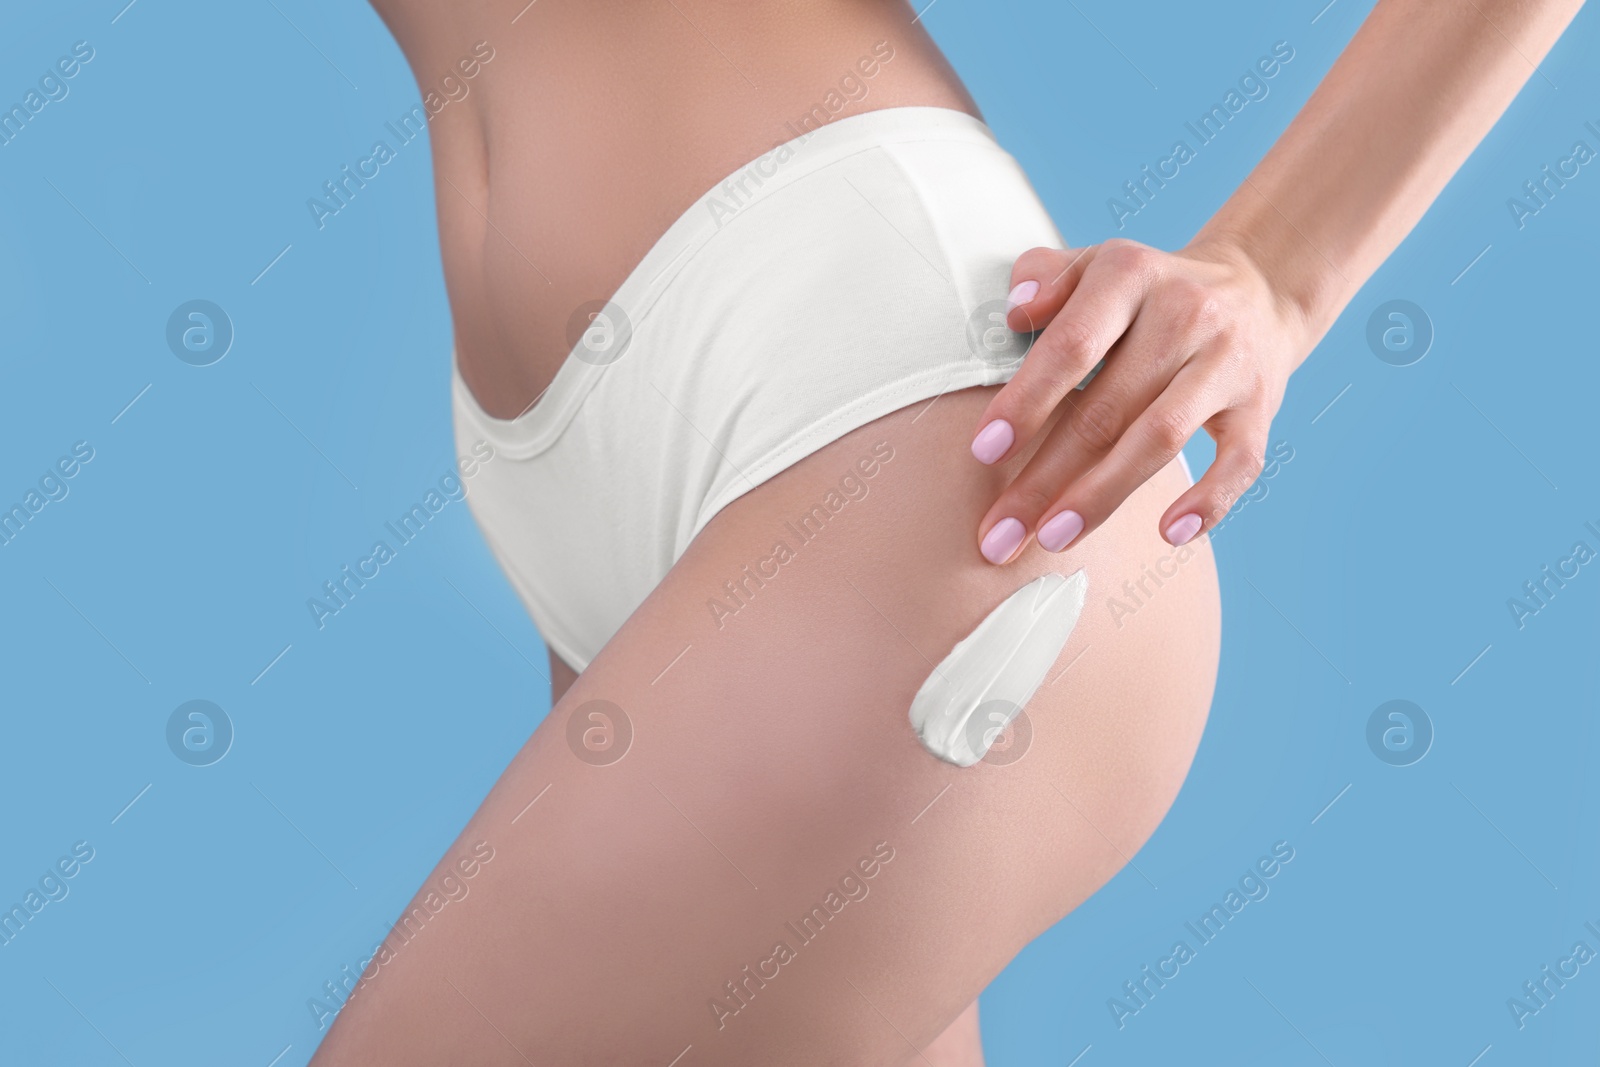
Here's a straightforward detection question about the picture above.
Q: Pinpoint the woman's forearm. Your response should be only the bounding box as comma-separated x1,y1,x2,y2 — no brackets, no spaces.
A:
1197,0,1585,344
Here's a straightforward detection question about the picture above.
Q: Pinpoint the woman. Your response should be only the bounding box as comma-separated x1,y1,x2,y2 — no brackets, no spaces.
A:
311,1,1582,1063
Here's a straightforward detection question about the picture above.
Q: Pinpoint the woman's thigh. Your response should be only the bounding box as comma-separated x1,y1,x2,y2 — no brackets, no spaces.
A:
310,386,1220,1066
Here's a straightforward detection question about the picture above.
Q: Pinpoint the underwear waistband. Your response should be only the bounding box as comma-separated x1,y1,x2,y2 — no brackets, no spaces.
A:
452,106,1004,454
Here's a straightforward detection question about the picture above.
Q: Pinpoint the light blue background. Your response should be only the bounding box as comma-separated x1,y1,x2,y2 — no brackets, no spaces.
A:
1,1,1596,1064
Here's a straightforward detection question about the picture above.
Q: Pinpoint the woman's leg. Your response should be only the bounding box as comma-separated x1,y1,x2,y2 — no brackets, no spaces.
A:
556,578,989,1066
558,571,989,1066
551,510,990,1067
311,386,1219,1066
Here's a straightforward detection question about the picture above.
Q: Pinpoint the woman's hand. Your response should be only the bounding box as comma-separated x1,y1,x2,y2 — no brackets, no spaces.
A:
970,237,1316,564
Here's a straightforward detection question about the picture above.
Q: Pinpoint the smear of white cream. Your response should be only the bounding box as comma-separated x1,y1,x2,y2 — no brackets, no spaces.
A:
909,570,1088,767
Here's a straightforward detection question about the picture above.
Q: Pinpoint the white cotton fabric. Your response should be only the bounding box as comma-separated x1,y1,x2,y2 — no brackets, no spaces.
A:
453,107,1066,671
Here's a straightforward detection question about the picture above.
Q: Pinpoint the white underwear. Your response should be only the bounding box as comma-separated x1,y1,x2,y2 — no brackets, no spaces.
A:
452,106,1066,671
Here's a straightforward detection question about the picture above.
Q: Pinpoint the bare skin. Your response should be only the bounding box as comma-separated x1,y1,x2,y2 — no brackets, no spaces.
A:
313,0,1582,1062
977,0,1585,558
551,613,986,1066
368,0,980,420
311,390,1217,1065
357,2,1004,1055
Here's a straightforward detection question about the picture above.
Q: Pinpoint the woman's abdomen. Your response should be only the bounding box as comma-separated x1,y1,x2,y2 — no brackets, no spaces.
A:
374,0,983,419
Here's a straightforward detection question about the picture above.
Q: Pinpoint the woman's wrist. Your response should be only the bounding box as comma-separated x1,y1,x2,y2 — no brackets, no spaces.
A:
1186,197,1352,361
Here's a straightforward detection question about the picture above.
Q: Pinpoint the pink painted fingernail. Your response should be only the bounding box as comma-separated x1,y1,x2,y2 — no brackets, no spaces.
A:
1006,280,1040,311
1037,510,1084,552
971,419,1015,464
980,517,1025,565
1165,513,1203,546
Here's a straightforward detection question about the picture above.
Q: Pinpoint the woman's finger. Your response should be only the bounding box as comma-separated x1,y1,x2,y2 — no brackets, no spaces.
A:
970,244,1154,469
974,309,1189,564
1003,245,1097,333
1157,406,1271,545
1019,361,1227,557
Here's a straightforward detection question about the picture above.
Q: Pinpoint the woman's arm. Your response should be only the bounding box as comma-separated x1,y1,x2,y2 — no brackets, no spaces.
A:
1206,0,1581,334
970,0,1585,565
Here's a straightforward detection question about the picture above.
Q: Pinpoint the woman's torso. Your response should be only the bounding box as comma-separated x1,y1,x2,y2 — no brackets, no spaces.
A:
367,0,980,419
